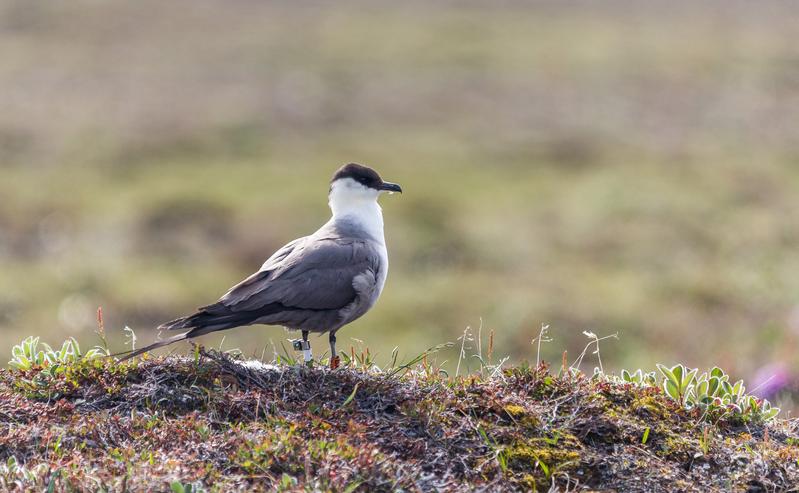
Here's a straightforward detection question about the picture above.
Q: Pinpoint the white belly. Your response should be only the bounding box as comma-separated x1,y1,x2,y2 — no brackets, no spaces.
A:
373,242,389,303
338,240,388,328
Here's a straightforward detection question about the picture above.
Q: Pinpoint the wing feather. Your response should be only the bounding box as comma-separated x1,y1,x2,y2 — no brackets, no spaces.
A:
219,236,380,313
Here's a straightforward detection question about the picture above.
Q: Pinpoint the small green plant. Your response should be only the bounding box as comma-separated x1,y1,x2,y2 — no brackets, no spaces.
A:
385,342,454,378
477,426,508,475
657,363,698,406
611,364,780,422
0,457,49,488
170,481,200,493
9,336,104,375
654,364,780,422
698,425,713,455
277,474,298,492
620,369,658,387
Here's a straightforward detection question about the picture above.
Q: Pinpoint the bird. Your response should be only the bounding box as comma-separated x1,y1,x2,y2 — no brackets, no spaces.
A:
119,163,402,367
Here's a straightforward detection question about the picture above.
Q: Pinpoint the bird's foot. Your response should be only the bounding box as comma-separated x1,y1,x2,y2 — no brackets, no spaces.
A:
329,355,340,370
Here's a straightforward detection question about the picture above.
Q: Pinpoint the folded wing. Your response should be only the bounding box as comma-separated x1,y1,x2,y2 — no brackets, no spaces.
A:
219,237,380,313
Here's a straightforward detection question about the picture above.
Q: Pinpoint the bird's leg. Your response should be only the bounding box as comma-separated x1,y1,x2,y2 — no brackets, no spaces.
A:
301,330,312,365
292,330,312,366
329,331,340,370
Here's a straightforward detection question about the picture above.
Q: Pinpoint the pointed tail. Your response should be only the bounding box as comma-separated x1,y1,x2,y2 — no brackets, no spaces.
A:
115,307,232,361
114,302,284,361
115,331,192,361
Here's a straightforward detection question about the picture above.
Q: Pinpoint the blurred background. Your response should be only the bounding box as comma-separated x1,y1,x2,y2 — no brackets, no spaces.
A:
1,1,798,410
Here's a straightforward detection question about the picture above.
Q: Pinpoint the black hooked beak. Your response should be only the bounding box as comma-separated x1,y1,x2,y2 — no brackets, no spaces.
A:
380,181,403,193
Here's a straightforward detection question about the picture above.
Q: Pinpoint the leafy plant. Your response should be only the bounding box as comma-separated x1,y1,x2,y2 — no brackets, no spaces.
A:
0,457,49,487
612,364,780,422
620,369,658,387
653,364,780,422
9,336,104,375
657,364,698,405
277,474,298,492
170,481,201,493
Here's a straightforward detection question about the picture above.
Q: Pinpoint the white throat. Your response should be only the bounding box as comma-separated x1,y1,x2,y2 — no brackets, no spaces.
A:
328,178,385,243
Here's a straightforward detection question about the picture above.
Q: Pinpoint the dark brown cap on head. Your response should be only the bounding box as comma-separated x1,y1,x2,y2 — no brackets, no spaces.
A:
331,163,383,189
331,163,403,193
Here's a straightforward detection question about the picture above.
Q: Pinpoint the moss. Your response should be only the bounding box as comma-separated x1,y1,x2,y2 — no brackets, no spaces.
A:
631,394,672,420
659,433,697,460
504,432,582,476
602,405,622,421
503,404,541,428
519,474,539,491
504,404,526,417
504,437,581,490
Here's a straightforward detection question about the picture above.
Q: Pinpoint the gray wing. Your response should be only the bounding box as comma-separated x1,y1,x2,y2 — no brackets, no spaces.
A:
260,236,306,271
212,236,305,307
219,236,381,312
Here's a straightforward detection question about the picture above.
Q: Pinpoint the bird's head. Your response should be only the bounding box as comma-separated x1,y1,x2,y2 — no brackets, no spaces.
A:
329,163,402,213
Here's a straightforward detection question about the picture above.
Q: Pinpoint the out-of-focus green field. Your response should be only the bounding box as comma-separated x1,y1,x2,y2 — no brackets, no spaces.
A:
1,1,798,404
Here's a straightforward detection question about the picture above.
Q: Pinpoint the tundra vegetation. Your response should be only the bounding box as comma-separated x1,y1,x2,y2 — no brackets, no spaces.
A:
0,333,796,492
